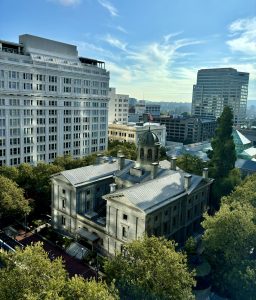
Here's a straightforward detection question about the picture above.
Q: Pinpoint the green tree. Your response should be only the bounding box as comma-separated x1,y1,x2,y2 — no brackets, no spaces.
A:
0,175,30,218
64,276,118,300
221,173,256,208
106,140,137,160
31,163,63,214
53,154,97,170
208,106,236,178
176,154,206,175
207,106,239,209
0,243,118,300
0,165,19,182
104,236,195,300
202,203,256,299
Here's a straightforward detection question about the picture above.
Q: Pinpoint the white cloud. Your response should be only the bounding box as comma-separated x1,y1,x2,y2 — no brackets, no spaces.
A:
104,34,127,51
98,0,118,17
116,26,128,34
163,31,183,43
227,17,256,55
101,34,203,100
52,0,80,6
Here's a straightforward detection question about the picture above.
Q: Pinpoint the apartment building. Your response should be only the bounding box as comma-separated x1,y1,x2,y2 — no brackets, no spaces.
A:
0,34,109,166
108,87,129,124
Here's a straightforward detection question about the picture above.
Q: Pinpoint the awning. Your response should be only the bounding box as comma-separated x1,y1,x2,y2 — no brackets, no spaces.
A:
76,228,99,242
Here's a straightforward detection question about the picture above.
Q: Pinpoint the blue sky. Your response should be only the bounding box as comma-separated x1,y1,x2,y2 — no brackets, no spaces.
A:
1,0,255,101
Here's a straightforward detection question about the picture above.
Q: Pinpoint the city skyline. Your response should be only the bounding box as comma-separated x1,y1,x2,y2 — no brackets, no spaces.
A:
0,0,255,101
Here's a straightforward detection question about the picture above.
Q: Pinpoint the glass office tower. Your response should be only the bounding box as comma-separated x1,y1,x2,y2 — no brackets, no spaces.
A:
192,68,249,125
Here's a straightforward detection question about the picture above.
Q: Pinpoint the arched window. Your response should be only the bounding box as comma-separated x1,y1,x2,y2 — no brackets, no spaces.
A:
147,149,152,161
140,148,144,160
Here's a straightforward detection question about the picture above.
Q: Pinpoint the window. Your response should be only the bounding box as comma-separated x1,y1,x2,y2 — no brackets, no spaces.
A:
122,226,128,239
64,78,71,84
36,74,45,81
61,216,66,225
62,198,66,209
123,214,128,221
49,75,57,83
86,190,90,195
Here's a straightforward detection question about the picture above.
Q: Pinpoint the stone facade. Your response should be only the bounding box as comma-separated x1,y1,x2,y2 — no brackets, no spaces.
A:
52,130,213,255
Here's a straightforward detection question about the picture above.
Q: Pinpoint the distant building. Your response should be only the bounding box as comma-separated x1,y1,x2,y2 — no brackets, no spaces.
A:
192,68,249,125
108,122,166,146
108,88,129,124
232,129,256,159
0,34,109,166
154,115,216,144
235,159,256,177
237,128,256,146
52,129,213,255
145,104,161,117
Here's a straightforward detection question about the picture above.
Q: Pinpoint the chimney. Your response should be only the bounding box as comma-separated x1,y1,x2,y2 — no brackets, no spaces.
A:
110,183,117,193
170,157,177,171
151,162,159,179
184,174,192,190
96,153,104,165
117,153,125,170
202,168,208,179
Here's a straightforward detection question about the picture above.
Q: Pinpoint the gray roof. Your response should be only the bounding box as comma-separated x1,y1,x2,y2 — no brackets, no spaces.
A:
235,158,256,172
55,159,133,186
106,171,204,213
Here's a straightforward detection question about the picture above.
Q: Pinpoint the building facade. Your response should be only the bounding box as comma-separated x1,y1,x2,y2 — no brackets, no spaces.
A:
52,130,213,255
154,115,216,144
108,122,166,146
192,68,249,125
0,34,109,166
108,87,129,124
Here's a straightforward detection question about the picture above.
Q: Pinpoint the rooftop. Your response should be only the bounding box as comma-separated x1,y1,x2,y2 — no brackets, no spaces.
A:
105,171,205,213
53,159,133,187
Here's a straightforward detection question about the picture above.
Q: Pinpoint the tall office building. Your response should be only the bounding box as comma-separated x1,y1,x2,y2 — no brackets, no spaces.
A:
0,34,109,166
108,87,129,124
192,68,249,125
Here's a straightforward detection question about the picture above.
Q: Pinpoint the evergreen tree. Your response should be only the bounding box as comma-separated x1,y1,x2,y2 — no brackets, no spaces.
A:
208,106,236,178
207,106,239,209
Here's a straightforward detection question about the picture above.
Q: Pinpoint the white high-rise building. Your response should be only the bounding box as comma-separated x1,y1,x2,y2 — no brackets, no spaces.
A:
192,68,249,125
108,87,129,124
0,34,109,166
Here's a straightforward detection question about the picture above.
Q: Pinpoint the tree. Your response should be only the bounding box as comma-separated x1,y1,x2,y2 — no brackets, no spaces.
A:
0,165,19,182
221,173,256,208
176,154,206,176
208,106,236,178
31,163,64,214
53,154,97,170
64,276,118,300
0,175,30,218
207,106,238,209
202,203,256,299
104,236,195,300
0,243,118,300
106,140,137,160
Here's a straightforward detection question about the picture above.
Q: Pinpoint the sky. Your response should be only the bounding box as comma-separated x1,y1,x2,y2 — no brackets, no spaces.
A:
0,0,256,102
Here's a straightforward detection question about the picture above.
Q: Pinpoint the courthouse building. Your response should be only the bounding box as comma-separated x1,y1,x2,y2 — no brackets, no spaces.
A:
51,129,213,255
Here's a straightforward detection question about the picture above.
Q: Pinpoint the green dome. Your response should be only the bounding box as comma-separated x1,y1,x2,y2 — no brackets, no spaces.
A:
139,130,160,146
